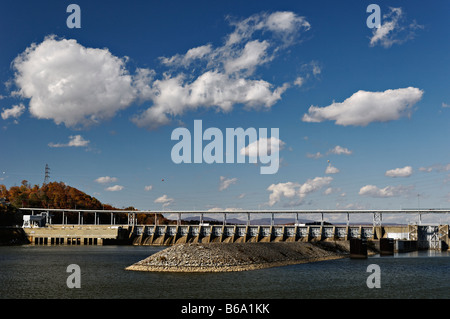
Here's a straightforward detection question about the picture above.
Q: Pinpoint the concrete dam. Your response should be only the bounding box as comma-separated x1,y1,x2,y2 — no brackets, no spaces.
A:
19,208,450,251
129,224,449,251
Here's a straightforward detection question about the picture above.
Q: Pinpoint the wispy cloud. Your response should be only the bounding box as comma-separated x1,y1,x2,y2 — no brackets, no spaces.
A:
369,7,423,48
48,135,90,148
323,187,341,195
359,184,414,198
306,152,324,159
307,146,352,160
327,145,352,155
105,185,124,192
219,176,237,191
1,103,25,120
419,163,450,173
95,176,118,184
154,194,174,207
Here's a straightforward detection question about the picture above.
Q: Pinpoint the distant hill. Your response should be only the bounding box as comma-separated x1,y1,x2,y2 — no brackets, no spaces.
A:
227,217,318,225
0,180,168,225
1,180,108,210
183,216,317,225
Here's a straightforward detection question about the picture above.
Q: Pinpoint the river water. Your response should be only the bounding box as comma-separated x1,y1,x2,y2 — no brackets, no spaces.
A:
0,245,449,299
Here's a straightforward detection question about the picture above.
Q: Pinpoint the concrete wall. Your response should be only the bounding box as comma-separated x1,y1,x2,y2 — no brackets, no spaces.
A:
23,225,120,245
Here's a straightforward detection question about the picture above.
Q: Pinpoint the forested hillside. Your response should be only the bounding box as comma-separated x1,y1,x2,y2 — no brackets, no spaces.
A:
0,181,168,225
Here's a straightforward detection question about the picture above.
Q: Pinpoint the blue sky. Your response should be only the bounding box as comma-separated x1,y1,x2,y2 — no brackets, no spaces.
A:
0,0,449,223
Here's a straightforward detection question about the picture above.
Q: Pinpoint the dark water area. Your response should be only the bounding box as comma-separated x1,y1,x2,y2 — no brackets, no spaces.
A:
0,245,449,299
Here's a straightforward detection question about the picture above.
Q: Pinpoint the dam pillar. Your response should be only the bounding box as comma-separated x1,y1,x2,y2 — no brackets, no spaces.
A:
379,238,394,256
350,238,367,259
373,226,383,240
439,225,449,250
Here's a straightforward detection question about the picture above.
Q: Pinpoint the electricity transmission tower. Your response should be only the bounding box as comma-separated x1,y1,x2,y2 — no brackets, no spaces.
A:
44,164,50,185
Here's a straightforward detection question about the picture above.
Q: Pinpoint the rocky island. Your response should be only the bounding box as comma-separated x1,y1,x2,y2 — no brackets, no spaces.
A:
126,241,362,273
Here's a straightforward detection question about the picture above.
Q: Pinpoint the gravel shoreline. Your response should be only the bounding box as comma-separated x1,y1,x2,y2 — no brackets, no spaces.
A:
125,241,356,273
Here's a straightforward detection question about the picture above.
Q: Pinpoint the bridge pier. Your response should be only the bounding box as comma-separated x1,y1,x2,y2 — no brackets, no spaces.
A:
380,238,394,255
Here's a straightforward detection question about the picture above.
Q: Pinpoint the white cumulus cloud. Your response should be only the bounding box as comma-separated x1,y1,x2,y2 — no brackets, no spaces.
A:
12,35,136,128
240,137,285,157
302,87,423,126
267,181,299,206
267,176,332,206
385,166,413,177
358,184,413,198
132,71,289,129
10,11,312,131
95,176,118,184
325,164,340,174
132,11,310,129
154,194,174,207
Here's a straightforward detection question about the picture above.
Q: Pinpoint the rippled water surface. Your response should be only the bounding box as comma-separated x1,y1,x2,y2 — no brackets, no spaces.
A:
0,245,449,299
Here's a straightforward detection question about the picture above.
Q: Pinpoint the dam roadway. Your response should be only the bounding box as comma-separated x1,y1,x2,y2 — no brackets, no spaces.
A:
19,208,450,251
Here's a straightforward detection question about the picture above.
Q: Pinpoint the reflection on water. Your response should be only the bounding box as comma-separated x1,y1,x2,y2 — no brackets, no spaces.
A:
0,245,449,299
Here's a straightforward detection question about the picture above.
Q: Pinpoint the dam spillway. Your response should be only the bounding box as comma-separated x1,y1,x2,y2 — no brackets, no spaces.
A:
129,224,449,251
130,224,378,245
